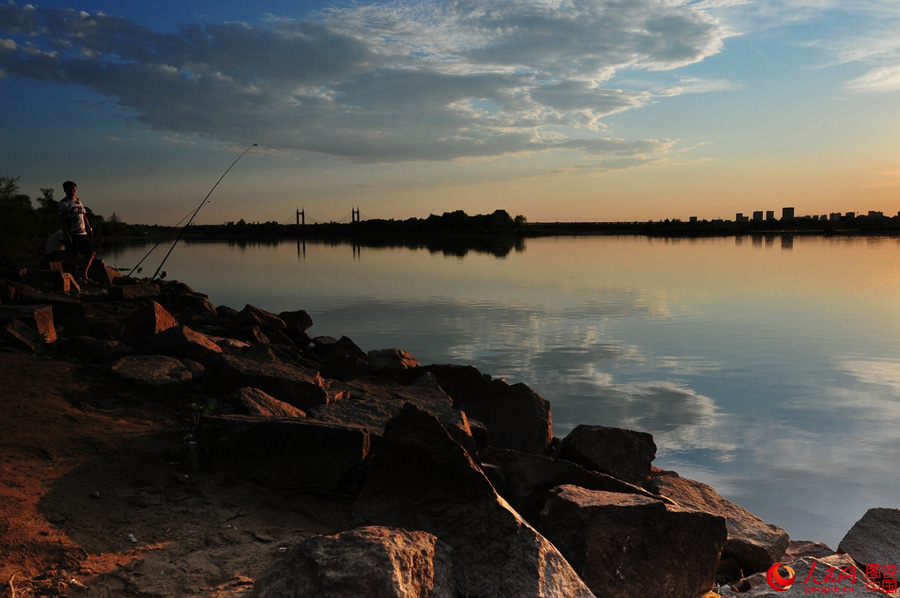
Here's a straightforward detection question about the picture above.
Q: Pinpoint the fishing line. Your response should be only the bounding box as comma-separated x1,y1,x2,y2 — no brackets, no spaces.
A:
126,207,195,277
148,143,257,281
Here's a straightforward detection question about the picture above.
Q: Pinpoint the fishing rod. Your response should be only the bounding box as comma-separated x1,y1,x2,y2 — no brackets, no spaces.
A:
126,207,193,277
149,143,257,281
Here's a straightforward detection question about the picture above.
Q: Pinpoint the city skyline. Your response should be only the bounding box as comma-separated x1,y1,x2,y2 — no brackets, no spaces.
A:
2,0,899,226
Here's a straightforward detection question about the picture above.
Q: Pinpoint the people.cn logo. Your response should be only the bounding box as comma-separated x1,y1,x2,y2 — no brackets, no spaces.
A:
767,562,797,591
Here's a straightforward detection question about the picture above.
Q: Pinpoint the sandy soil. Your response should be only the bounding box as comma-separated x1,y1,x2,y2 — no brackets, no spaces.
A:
0,350,353,598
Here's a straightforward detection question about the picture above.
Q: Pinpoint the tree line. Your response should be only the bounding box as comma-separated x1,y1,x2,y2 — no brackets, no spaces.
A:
0,174,159,255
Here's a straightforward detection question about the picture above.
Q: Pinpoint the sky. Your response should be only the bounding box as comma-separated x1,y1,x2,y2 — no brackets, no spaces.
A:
1,0,899,225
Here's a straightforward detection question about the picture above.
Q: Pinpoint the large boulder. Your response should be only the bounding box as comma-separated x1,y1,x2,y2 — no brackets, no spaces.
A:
278,309,313,338
458,378,553,455
560,424,656,486
353,404,595,598
197,415,371,494
110,355,195,387
838,507,900,569
650,472,789,574
87,259,122,285
125,300,177,337
368,348,420,371
143,324,223,363
232,304,286,335
203,350,328,410
251,526,456,598
229,387,307,418
421,364,491,406
538,485,727,598
481,447,668,524
0,305,56,344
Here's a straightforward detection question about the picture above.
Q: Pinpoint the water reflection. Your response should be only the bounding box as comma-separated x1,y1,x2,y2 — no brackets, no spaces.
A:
106,235,900,548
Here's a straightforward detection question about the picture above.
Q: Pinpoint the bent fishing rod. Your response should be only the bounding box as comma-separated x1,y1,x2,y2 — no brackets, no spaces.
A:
143,143,257,281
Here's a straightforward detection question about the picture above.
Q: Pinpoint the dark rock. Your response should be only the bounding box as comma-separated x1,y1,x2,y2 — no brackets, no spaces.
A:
125,300,177,337
368,348,420,371
306,377,453,436
88,259,122,286
232,304,285,334
650,472,789,574
538,485,727,598
59,314,130,345
481,447,669,524
215,305,240,320
785,540,836,560
230,387,306,418
422,363,492,407
19,290,86,323
278,309,313,337
110,355,194,387
20,268,80,293
717,557,744,585
197,415,370,493
62,336,135,361
319,336,369,380
439,409,482,460
251,526,457,598
203,351,328,411
169,289,217,316
0,318,49,353
143,325,223,363
311,335,338,357
108,284,161,301
838,507,900,568
353,404,595,598
234,325,269,344
455,378,553,455
0,305,56,344
560,424,656,486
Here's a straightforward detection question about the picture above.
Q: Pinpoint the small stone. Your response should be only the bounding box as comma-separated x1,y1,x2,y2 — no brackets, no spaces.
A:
90,490,101,499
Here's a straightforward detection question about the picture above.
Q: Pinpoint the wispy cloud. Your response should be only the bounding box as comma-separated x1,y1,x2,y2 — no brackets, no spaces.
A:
0,0,731,165
844,64,900,94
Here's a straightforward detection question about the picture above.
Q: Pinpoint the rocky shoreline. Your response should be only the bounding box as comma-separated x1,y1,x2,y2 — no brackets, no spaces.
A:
1,259,898,598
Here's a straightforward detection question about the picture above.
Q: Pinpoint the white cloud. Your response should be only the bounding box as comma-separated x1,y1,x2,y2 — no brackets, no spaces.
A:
844,64,900,94
0,0,732,164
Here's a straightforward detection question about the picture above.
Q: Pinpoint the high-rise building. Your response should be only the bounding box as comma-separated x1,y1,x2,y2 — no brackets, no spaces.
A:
782,207,795,220
753,211,764,221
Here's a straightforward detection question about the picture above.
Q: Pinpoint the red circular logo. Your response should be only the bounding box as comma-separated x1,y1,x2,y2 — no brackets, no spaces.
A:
766,562,796,591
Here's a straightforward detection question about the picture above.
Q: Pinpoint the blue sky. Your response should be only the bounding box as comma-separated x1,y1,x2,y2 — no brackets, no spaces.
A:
1,0,899,224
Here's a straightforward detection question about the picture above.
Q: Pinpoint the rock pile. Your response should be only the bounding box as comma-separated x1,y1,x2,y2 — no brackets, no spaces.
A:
2,259,898,597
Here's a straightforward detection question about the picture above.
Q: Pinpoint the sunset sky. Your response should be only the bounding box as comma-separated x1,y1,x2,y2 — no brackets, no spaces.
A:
2,0,899,225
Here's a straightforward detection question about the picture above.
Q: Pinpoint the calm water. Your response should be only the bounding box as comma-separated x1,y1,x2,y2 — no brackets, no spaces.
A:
107,234,900,548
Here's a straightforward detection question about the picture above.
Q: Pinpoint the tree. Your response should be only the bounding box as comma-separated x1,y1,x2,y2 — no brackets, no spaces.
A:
0,174,31,212
37,188,58,213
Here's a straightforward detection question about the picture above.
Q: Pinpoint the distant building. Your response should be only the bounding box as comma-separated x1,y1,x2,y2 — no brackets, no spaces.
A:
108,212,124,223
766,210,775,221
753,211,764,221
736,212,749,223
782,207,795,220
868,211,884,218
830,213,841,221
689,216,698,224
846,212,856,219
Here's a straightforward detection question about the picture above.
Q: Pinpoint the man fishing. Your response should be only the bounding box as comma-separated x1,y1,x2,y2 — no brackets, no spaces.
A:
58,180,96,283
